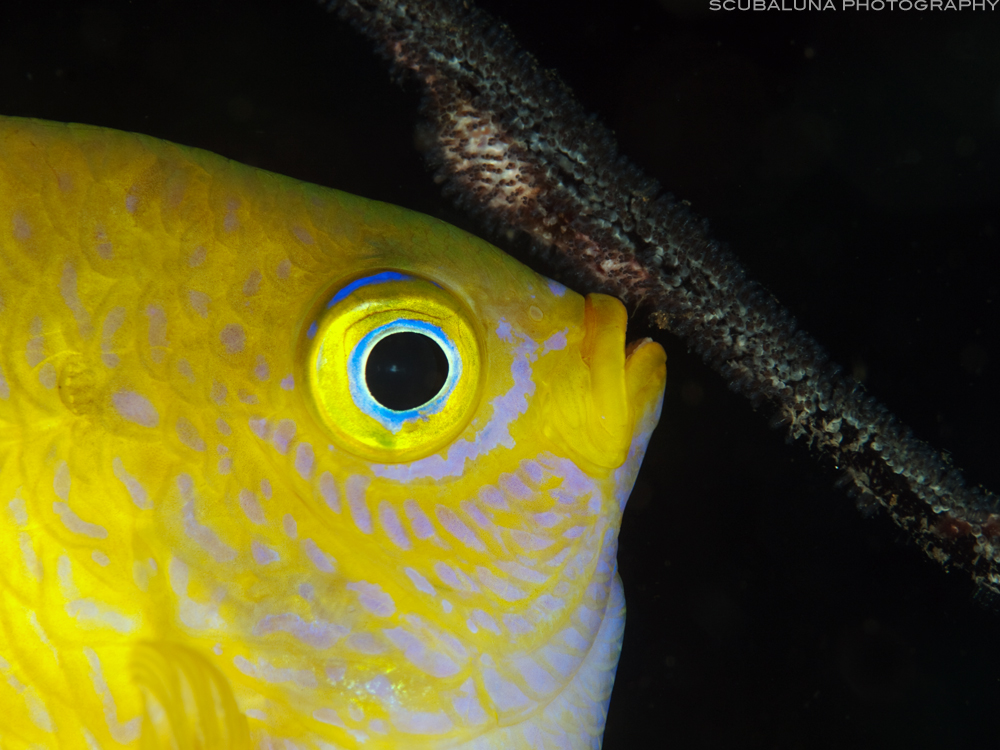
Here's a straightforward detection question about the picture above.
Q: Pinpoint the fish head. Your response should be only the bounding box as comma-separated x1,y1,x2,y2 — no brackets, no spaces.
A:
0,118,666,748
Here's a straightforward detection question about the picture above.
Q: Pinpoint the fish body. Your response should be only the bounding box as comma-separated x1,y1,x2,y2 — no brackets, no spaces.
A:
0,117,665,749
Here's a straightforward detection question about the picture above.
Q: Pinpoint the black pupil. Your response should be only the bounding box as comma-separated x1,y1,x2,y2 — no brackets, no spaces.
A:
365,332,449,411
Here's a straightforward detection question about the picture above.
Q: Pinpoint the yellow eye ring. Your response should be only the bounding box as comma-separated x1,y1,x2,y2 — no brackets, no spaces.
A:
301,271,484,463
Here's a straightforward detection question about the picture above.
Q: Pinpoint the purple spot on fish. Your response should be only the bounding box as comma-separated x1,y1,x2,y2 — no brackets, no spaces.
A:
542,329,568,352
220,324,245,354
460,501,491,530
176,417,206,452
434,562,461,590
211,382,227,404
520,459,546,483
497,560,548,585
322,665,345,686
499,473,532,502
248,417,268,439
476,567,527,602
483,668,533,712
180,479,235,563
255,613,346,649
346,476,372,534
254,355,269,380
295,442,314,479
272,419,296,454
477,486,508,511
514,657,559,695
301,538,335,573
188,245,206,267
347,633,387,654
540,645,582,679
559,627,589,651
239,489,265,525
389,707,454,735
575,604,603,636
243,270,262,297
251,540,279,565
379,501,412,550
53,462,71,500
533,511,560,528
435,506,486,552
112,457,150,509
53,502,108,539
146,304,167,360
470,609,501,636
313,708,345,728
503,614,532,635
224,198,239,232
383,627,460,678
404,567,436,596
112,390,159,428
495,319,514,343
536,593,563,611
12,212,31,240
347,581,395,617
292,225,315,245
451,678,488,725
404,499,435,540
319,472,339,513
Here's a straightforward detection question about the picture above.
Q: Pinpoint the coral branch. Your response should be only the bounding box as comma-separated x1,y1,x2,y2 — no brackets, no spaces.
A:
326,0,1000,597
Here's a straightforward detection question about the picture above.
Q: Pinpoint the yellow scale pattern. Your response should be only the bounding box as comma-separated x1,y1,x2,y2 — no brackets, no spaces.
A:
0,117,666,750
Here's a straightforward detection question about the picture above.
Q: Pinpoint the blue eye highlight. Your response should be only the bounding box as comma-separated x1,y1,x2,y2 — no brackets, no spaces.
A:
329,271,414,307
348,319,462,433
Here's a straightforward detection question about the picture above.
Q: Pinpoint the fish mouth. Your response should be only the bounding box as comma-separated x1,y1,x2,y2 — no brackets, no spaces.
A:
546,293,666,474
625,336,653,360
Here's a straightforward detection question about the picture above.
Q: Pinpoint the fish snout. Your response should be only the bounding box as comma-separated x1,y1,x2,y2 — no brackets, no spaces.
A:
543,293,666,475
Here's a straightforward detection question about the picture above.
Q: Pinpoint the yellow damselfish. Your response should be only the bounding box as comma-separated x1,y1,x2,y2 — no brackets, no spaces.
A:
0,116,665,749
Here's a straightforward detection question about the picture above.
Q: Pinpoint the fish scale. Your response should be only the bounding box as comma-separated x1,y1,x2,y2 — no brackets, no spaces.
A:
0,116,665,749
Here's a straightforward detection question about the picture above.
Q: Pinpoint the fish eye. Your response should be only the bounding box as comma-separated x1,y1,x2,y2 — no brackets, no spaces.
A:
302,271,483,463
347,317,462,429
363,328,451,411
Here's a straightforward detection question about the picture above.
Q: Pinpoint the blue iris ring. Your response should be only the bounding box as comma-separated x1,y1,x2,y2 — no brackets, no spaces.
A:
328,271,413,308
347,319,462,433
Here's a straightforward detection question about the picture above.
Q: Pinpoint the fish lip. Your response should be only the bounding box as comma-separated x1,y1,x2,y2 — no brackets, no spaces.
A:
547,294,664,474
624,336,652,361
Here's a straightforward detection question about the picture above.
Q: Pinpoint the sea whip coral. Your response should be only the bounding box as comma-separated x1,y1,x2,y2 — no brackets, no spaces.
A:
329,0,1000,598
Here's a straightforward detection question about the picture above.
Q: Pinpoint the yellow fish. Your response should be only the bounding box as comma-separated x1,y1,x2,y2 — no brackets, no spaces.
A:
0,116,665,749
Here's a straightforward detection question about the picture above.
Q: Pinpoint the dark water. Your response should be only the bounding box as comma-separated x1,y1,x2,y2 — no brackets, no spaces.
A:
5,1,1000,747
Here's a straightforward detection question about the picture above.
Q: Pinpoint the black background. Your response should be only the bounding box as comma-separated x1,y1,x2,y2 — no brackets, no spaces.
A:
4,1,1000,748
